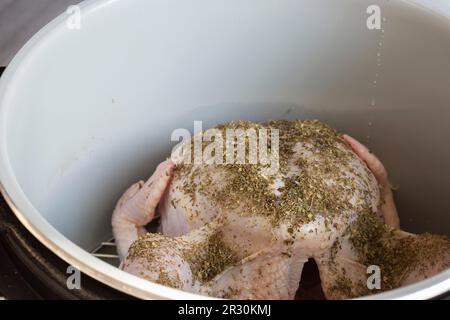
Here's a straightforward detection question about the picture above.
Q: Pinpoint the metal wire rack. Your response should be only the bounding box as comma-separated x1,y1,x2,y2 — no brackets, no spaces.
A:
91,219,160,267
90,237,120,267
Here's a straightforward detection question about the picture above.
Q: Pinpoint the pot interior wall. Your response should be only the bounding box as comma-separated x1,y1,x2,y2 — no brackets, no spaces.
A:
3,0,450,254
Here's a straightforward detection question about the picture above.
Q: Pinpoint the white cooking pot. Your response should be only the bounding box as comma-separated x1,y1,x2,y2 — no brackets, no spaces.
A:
0,0,449,299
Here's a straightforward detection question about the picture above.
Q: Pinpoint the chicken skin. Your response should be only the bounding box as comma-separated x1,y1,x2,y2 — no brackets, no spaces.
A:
112,120,450,299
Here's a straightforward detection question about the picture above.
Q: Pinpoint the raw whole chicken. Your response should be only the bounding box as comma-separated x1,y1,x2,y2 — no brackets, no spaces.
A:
112,120,450,299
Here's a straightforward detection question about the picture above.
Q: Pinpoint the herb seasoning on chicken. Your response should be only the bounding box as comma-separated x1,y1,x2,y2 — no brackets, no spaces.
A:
112,120,450,299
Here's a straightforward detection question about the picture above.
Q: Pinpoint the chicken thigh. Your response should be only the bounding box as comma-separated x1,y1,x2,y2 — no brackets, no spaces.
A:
112,120,450,299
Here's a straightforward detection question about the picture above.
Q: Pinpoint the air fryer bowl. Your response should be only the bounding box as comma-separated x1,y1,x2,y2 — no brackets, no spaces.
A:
0,0,449,299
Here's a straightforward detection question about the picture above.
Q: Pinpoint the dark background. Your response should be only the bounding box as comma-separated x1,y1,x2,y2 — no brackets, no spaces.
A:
0,0,82,66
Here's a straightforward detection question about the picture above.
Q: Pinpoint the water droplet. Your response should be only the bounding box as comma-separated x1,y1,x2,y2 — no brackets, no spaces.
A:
377,53,381,57
378,42,383,47
373,80,377,85
371,99,376,106
368,122,373,126
377,63,382,67
381,29,385,33
382,17,387,22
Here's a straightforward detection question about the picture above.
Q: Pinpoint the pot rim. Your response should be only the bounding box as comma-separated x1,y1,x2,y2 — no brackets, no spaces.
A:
0,0,448,300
